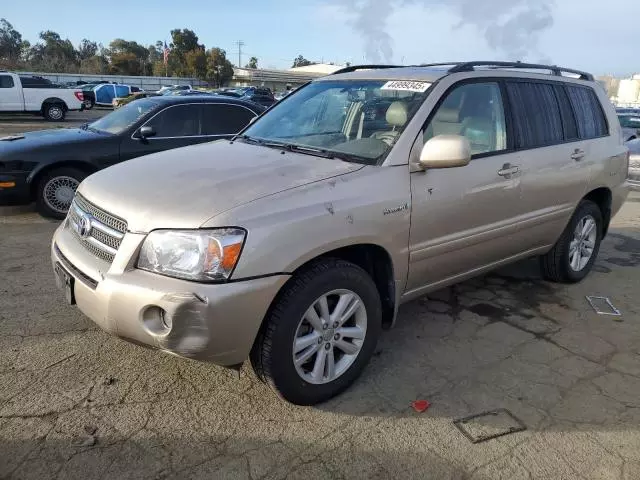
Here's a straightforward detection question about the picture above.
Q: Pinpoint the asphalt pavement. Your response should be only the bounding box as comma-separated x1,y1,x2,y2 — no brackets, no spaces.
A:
2,115,640,479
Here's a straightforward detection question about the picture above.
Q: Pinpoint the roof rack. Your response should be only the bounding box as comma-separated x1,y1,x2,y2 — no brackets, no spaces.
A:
447,61,594,81
331,64,402,75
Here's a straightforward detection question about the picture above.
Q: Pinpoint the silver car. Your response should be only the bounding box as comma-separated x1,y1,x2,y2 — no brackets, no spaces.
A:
619,114,640,142
51,61,630,405
628,138,640,190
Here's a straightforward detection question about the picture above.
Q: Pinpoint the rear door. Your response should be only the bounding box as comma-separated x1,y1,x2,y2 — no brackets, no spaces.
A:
120,103,206,161
0,74,22,111
509,81,598,251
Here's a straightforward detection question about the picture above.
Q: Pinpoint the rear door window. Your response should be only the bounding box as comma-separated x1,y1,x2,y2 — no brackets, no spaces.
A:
200,104,256,135
553,85,579,141
505,82,563,148
565,86,608,139
144,104,201,137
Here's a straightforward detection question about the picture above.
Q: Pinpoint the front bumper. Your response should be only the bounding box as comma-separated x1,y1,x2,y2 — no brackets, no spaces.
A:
51,224,288,366
0,172,30,205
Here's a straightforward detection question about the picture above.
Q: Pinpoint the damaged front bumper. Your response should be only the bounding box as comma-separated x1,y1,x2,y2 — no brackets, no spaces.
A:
51,225,288,367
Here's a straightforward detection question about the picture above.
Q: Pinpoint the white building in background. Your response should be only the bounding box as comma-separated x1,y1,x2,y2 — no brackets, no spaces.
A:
289,64,345,75
615,75,640,106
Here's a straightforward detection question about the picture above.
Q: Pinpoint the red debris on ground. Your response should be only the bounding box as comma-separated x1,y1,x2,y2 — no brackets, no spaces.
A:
411,400,431,413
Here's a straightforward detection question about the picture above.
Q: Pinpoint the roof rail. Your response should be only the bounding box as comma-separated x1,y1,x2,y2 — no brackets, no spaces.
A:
331,64,403,75
447,61,594,81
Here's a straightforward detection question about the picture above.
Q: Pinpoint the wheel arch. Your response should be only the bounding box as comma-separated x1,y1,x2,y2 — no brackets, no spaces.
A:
583,187,612,237
28,161,97,200
41,97,68,110
259,243,397,338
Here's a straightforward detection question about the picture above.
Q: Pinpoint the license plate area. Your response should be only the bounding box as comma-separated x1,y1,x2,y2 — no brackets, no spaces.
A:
54,262,76,305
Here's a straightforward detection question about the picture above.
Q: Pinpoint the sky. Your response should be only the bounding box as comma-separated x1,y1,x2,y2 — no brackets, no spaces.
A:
2,0,637,76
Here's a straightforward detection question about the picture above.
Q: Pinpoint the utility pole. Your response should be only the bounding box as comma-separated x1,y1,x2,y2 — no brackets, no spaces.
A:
235,40,245,68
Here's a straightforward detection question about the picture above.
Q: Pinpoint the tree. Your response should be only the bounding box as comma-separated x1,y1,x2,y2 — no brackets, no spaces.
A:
170,28,203,76
27,30,78,72
77,39,98,61
292,55,314,68
206,48,234,87
107,39,150,75
0,18,26,67
185,48,207,79
245,56,258,69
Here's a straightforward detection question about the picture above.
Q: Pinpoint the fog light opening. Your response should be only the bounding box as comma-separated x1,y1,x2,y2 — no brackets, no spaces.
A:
142,306,171,336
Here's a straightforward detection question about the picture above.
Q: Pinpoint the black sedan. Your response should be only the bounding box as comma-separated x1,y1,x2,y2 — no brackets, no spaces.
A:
0,95,264,218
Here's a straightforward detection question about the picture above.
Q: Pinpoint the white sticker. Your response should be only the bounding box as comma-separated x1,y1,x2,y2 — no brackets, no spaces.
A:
381,80,431,93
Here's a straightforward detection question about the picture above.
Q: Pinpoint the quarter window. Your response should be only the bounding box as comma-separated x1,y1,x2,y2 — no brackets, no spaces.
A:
425,82,507,156
200,104,256,135
566,86,608,139
505,82,563,148
0,75,14,88
144,104,201,137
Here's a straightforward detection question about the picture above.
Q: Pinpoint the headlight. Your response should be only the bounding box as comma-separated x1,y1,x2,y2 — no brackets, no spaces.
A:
137,228,246,282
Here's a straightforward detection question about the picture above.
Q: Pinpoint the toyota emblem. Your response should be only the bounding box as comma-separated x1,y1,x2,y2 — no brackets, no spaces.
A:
77,213,93,238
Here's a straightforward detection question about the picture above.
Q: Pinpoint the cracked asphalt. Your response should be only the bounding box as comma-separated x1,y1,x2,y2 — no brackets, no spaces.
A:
2,182,640,478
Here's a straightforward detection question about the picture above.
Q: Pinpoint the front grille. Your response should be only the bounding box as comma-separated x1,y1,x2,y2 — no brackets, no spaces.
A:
74,194,127,234
66,195,128,264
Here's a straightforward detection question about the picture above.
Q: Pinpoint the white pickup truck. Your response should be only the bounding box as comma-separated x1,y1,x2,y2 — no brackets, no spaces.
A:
0,72,84,121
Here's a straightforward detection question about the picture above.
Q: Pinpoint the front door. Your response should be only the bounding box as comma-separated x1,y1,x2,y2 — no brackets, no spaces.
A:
407,80,525,293
120,103,209,162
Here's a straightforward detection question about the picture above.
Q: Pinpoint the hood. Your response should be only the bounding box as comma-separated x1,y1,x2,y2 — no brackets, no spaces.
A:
0,128,103,156
78,140,363,233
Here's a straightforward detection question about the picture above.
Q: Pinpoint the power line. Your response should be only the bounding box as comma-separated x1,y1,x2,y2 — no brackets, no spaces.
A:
234,40,245,67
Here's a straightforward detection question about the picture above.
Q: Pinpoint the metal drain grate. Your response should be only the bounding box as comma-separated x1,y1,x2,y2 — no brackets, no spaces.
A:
453,408,526,444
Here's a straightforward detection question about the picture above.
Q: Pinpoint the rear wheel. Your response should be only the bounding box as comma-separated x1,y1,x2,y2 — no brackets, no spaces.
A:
43,103,66,121
35,167,87,219
540,200,603,283
83,98,95,110
250,258,382,405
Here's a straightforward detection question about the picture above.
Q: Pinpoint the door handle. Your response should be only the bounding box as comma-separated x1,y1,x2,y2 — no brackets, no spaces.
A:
497,163,520,177
571,149,585,161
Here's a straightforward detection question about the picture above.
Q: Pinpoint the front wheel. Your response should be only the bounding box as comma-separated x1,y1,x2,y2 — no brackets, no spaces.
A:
35,167,87,219
83,98,95,110
251,258,382,405
43,103,66,121
540,200,603,283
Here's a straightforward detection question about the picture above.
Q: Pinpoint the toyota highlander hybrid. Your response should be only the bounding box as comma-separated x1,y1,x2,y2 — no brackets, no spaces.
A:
51,62,630,405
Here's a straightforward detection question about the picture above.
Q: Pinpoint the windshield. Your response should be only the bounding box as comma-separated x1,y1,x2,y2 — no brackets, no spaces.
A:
619,115,640,128
88,99,159,134
242,79,430,164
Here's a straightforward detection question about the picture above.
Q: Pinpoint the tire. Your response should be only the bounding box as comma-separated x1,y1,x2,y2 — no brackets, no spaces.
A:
84,98,95,110
35,167,87,219
43,103,66,121
250,258,382,405
540,200,603,283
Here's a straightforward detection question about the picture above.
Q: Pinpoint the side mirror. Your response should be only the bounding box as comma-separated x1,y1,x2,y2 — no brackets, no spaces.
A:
138,126,156,139
419,135,471,170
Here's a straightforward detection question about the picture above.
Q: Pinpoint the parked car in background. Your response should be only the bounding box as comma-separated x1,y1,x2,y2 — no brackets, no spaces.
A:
618,113,640,141
0,96,264,217
50,61,629,405
78,82,110,110
242,87,276,107
93,83,140,107
112,91,160,109
0,72,84,120
157,85,192,94
628,138,640,191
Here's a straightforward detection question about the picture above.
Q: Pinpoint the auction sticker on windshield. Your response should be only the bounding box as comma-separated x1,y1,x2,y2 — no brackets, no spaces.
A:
381,81,431,93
